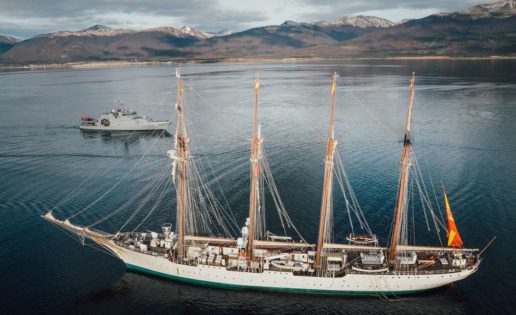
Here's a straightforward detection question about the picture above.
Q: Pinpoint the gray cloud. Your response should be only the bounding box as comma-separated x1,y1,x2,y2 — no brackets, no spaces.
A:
299,0,488,11
296,0,490,20
0,0,212,17
0,0,268,38
0,0,497,39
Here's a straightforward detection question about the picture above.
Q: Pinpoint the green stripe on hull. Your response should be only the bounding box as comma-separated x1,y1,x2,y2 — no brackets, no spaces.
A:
125,263,430,296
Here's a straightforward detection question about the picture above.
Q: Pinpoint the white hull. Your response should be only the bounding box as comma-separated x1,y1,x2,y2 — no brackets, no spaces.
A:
80,123,168,132
103,240,479,295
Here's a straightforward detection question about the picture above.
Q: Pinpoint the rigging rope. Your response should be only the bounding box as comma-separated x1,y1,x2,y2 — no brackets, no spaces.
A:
336,77,399,139
259,146,307,242
67,127,170,220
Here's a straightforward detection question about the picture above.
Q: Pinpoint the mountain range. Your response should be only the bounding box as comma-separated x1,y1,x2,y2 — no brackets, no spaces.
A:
0,0,515,64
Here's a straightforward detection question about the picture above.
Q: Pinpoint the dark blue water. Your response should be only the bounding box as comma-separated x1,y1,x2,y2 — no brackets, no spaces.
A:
0,61,515,314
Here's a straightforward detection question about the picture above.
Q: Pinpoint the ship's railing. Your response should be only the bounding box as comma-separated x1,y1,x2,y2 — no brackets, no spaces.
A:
114,241,476,277
346,267,464,276
114,241,165,258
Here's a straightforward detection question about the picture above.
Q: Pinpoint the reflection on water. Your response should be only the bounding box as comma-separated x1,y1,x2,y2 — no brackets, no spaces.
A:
0,60,515,314
81,130,171,145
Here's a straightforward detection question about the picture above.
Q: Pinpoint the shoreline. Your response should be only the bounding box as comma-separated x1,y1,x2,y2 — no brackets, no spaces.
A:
1,56,516,71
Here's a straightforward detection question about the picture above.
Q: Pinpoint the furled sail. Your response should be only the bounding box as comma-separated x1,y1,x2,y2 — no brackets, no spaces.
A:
444,190,464,248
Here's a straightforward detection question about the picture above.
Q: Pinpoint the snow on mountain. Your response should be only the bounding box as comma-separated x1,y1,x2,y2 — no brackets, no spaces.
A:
0,35,20,44
28,24,218,42
39,25,134,38
460,0,515,17
315,15,394,28
138,26,211,39
434,0,515,19
179,26,212,39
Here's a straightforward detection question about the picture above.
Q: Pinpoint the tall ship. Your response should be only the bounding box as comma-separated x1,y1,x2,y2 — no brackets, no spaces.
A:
44,69,483,295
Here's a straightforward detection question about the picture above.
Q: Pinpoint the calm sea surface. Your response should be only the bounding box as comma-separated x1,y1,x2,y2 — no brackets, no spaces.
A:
0,60,515,314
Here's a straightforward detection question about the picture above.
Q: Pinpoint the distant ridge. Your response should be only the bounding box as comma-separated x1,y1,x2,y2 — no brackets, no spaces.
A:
312,0,516,58
437,0,515,18
0,0,515,64
37,25,135,39
207,29,234,37
0,35,20,54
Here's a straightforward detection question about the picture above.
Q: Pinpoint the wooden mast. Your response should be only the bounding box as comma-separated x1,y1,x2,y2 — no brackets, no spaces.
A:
388,73,416,262
175,68,189,262
315,72,338,269
247,74,262,259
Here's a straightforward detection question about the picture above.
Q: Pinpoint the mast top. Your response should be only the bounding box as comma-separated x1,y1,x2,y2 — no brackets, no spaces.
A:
254,73,260,93
328,72,339,141
404,72,416,138
330,72,338,96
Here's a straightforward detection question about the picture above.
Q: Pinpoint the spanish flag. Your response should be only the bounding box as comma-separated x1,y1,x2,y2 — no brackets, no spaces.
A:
444,190,464,248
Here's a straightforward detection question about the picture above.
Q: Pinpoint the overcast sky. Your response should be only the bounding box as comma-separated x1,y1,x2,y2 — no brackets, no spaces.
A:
0,0,493,39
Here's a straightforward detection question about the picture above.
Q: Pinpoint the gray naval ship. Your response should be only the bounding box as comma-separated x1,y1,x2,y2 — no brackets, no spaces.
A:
80,100,169,132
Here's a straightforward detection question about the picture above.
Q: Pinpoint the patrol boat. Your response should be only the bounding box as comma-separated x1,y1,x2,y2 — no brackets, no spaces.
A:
80,100,169,132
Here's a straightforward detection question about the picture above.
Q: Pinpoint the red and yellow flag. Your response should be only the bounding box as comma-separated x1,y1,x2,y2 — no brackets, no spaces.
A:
444,190,463,248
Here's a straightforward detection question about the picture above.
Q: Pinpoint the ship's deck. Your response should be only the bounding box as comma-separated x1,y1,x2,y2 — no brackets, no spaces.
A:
112,233,479,278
